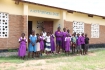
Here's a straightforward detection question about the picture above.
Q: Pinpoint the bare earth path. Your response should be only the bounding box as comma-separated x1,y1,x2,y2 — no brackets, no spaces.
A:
0,49,105,70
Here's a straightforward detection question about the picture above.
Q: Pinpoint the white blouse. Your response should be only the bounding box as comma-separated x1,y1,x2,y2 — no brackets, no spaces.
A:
45,36,51,42
19,37,27,42
65,37,71,41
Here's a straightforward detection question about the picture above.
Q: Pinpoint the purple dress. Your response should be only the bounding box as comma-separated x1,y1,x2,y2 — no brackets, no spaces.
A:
62,32,68,50
81,36,85,44
65,37,71,52
18,37,27,57
76,36,81,46
51,34,55,52
40,36,44,51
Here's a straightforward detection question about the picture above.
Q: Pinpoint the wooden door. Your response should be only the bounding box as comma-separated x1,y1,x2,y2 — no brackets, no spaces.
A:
28,21,32,43
43,21,53,33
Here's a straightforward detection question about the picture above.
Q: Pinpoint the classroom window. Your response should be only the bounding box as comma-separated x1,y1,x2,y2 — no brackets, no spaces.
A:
0,12,9,38
73,21,84,35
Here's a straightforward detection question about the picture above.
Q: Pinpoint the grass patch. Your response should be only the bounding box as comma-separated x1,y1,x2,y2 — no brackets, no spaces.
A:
0,56,24,63
8,49,17,52
0,48,105,70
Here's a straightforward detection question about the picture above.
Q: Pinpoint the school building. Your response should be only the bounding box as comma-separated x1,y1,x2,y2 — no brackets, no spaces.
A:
0,0,105,49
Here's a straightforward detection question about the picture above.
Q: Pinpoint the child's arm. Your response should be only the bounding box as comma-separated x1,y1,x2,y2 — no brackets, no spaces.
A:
18,38,22,43
25,38,27,43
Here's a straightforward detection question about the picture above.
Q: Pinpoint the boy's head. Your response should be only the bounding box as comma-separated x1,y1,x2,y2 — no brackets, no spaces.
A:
85,34,87,37
77,33,80,37
57,27,61,31
36,33,39,36
67,29,70,33
73,32,76,36
63,28,66,32
82,33,84,36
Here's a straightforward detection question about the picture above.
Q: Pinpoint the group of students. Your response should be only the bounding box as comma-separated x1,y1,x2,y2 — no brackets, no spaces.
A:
18,27,89,59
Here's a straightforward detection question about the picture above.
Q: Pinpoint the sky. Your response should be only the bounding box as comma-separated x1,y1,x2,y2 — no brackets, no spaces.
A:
24,0,105,16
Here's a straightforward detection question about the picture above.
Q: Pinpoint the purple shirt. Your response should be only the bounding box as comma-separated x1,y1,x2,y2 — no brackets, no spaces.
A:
55,31,62,41
76,36,81,46
62,32,68,37
81,36,85,44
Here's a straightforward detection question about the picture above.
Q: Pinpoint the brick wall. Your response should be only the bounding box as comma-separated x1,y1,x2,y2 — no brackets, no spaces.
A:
43,21,53,33
64,20,105,44
0,14,27,49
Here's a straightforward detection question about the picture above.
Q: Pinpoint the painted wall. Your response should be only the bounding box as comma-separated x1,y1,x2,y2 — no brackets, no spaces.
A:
0,0,23,15
66,12,105,25
28,4,61,19
53,10,67,32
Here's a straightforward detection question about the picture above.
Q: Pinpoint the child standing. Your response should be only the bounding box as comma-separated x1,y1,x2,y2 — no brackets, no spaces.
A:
18,33,27,59
81,33,85,55
40,33,44,55
76,33,82,55
67,29,71,37
28,30,37,58
71,32,77,54
65,34,71,55
45,32,51,55
50,31,55,54
36,33,41,57
85,34,89,54
62,28,68,52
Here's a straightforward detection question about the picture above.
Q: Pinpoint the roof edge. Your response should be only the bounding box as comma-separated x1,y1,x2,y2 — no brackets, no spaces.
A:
13,0,105,18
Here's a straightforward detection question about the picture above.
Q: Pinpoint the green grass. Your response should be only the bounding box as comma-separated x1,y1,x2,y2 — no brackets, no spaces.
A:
0,56,24,63
55,49,105,70
8,49,17,52
0,48,105,70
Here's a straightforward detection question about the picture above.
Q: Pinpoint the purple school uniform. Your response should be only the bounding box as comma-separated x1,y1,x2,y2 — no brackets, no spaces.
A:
81,36,85,44
40,36,44,51
62,32,68,50
55,31,62,41
76,36,81,46
65,37,71,52
51,34,55,52
68,33,71,37
18,37,27,57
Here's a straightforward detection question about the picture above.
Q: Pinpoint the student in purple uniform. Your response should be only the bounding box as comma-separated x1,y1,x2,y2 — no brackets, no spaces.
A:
76,33,82,55
40,33,44,55
65,34,71,55
81,33,85,55
18,33,27,59
85,34,89,54
55,27,62,54
50,31,55,54
62,28,68,52
67,29,71,37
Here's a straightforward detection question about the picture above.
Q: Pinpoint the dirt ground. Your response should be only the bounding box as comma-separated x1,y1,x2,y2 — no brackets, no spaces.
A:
0,50,105,70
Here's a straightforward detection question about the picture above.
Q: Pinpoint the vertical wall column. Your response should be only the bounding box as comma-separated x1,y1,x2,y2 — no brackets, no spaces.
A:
53,10,67,32
23,3,28,40
62,10,67,29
